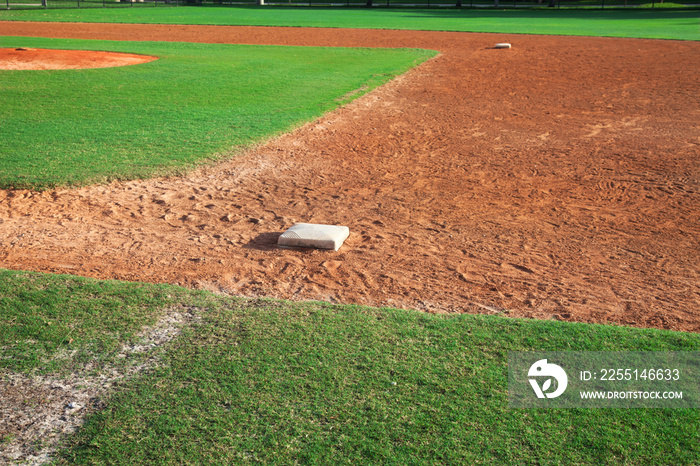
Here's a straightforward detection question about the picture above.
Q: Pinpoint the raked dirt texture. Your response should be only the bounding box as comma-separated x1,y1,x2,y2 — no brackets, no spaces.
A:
0,23,698,332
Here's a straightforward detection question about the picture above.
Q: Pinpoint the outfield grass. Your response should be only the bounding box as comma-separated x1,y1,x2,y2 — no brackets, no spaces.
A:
1,270,698,464
0,36,434,189
1,7,698,41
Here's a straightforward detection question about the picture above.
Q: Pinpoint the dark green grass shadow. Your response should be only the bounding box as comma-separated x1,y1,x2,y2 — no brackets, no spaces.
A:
397,7,700,19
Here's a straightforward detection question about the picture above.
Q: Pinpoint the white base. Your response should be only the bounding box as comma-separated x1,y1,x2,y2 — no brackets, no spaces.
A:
278,223,350,251
495,43,512,49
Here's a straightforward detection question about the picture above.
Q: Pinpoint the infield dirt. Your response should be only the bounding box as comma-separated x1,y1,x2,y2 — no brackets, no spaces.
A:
1,22,699,331
0,47,156,69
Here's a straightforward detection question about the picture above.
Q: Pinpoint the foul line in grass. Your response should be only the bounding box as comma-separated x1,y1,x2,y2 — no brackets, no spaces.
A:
0,305,203,465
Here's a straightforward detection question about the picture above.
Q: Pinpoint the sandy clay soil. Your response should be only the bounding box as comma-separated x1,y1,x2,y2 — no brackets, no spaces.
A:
0,46,157,70
0,22,699,332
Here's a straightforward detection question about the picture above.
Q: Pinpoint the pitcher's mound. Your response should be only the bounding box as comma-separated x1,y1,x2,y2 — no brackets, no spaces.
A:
0,48,158,70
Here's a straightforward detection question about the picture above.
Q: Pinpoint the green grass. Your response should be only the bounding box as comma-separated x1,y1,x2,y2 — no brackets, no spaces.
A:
1,7,698,41
0,36,434,189
2,7,699,464
39,284,700,465
0,269,202,374
4,270,699,464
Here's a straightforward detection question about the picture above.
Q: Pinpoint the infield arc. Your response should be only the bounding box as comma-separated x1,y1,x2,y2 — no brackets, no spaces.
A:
0,48,158,70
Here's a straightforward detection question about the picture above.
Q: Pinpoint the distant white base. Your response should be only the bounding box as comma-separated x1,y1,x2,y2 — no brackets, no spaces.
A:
495,43,512,49
278,223,350,251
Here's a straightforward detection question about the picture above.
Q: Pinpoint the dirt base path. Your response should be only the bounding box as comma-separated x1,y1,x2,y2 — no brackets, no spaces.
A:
1,22,699,332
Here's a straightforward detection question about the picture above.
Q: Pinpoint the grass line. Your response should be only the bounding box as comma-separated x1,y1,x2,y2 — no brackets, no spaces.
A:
0,269,201,374
2,270,699,463
0,36,435,189
1,7,698,41
62,297,700,464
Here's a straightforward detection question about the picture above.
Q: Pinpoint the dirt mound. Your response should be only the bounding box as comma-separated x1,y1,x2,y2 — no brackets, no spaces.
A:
0,22,699,332
0,47,157,70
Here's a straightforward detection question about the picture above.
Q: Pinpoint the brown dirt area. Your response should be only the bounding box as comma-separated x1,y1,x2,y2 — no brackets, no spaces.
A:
0,47,157,70
0,22,699,332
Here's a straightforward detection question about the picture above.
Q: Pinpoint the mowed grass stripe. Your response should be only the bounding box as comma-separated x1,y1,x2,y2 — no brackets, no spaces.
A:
0,7,698,41
0,37,435,189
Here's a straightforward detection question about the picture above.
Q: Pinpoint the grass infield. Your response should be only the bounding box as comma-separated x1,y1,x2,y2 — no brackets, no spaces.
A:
1,270,698,464
1,7,698,41
0,36,434,189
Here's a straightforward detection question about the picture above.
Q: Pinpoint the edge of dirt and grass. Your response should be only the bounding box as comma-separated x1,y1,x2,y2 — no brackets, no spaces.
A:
1,269,698,464
1,7,699,41
0,36,436,190
1,9,699,465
